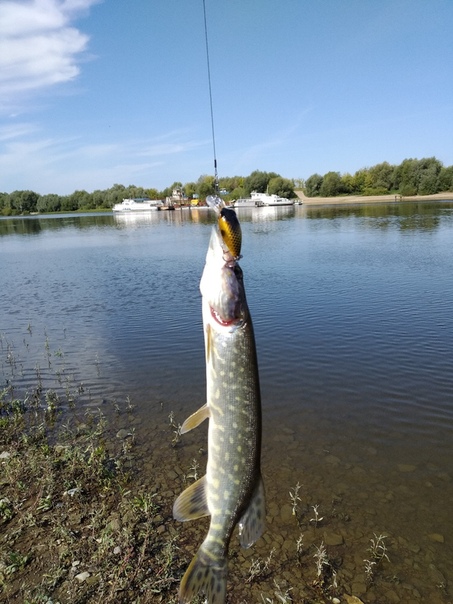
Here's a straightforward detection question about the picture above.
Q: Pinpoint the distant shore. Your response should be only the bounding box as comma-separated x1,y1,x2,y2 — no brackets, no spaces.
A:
295,191,453,206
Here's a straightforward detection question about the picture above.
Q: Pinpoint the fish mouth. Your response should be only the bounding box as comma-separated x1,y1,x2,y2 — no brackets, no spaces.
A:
210,306,243,328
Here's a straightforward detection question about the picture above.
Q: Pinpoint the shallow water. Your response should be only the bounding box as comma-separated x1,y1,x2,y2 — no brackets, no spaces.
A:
1,202,453,602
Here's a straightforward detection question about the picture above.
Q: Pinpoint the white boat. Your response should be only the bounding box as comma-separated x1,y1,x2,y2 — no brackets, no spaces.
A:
231,191,294,208
231,197,264,208
112,197,164,212
251,192,294,207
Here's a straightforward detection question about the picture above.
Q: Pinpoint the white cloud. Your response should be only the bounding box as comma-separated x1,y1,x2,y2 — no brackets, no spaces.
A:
0,127,207,194
0,0,99,103
0,122,39,142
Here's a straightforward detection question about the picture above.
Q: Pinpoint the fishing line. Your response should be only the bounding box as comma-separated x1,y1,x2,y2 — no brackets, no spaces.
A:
202,0,219,194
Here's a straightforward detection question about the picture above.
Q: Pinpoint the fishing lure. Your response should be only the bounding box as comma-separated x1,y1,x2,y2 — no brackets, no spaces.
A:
206,195,242,260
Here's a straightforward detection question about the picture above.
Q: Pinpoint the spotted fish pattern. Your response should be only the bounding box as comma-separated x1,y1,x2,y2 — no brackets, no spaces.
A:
173,224,265,603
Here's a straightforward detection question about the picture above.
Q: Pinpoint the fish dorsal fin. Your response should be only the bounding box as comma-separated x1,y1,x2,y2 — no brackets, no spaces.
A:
180,403,210,434
173,475,210,522
238,476,265,548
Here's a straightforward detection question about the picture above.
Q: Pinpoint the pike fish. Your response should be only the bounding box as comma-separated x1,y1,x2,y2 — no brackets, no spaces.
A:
173,203,265,603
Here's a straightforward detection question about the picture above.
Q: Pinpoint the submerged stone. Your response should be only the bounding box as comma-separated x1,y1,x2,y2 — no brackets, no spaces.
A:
397,464,416,473
323,531,344,546
427,533,445,543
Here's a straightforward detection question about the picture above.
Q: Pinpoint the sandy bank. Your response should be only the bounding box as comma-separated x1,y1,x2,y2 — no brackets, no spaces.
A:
296,191,453,206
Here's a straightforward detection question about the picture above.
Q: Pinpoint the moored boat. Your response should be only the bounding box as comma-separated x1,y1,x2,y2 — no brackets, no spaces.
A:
231,191,295,208
251,192,294,207
231,197,264,208
112,198,164,212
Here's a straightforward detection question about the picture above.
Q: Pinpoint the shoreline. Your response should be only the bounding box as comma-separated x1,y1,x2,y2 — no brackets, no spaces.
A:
296,191,453,206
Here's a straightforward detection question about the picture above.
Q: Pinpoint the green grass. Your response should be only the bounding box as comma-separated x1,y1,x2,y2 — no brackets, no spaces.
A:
1,334,397,603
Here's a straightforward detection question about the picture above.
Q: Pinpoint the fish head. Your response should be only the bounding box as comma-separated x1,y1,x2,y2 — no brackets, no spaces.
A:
200,227,247,331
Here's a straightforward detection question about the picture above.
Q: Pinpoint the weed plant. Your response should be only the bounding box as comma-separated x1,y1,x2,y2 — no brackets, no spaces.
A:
1,334,399,603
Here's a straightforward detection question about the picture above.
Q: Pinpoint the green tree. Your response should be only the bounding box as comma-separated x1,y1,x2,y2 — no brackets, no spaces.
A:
305,173,323,197
367,161,394,192
60,194,79,212
183,181,197,200
438,166,453,192
37,194,61,213
229,186,247,200
350,169,368,194
9,190,39,213
394,158,418,194
124,185,148,200
104,184,126,208
340,173,354,194
319,172,342,197
417,157,442,195
393,157,443,195
0,192,11,215
64,190,91,210
145,188,161,200
91,190,106,208
244,170,279,195
268,176,295,198
197,175,216,200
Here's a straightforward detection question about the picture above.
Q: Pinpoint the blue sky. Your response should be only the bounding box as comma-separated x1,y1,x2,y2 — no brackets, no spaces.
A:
1,0,452,195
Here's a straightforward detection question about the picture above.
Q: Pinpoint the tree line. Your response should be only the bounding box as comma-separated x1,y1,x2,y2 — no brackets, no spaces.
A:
1,158,453,216
305,157,453,198
0,171,295,216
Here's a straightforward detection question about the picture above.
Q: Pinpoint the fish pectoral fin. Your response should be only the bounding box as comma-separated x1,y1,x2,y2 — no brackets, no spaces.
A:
238,475,266,548
180,404,210,434
173,475,210,522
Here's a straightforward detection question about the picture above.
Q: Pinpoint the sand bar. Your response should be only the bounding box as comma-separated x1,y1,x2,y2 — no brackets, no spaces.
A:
296,191,453,205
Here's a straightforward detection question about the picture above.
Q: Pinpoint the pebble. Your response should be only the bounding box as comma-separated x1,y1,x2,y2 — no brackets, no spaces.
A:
384,588,401,603
427,563,446,585
397,537,420,553
116,429,132,440
280,503,293,522
75,571,90,582
323,531,344,546
351,582,367,595
397,463,416,473
352,465,366,475
427,533,444,543
0,451,11,459
107,516,121,532
344,596,365,604
435,471,451,482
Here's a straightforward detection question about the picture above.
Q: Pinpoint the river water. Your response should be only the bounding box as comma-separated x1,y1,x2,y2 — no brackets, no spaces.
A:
1,202,453,602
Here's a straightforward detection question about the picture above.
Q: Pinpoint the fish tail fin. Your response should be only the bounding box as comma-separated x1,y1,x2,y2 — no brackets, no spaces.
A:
179,543,227,604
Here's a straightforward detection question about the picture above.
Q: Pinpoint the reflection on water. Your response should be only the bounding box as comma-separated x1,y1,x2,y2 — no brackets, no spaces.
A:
304,200,453,232
0,212,114,236
2,201,453,602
